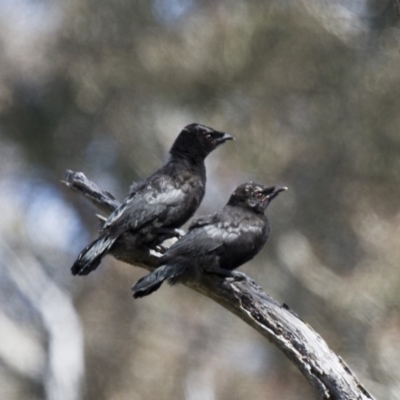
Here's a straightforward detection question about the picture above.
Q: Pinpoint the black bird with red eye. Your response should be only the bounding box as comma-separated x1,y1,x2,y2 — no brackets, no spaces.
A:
132,182,287,298
169,123,233,162
71,123,233,276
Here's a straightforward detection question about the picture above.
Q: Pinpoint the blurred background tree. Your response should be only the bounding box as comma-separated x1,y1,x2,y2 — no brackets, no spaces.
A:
0,0,399,399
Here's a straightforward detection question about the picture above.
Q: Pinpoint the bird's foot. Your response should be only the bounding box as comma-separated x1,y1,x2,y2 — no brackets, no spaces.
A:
156,228,184,243
226,271,247,282
170,229,184,239
154,244,168,253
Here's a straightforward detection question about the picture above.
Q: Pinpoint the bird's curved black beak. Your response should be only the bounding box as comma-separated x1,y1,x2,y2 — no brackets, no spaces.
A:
263,186,288,201
215,133,234,144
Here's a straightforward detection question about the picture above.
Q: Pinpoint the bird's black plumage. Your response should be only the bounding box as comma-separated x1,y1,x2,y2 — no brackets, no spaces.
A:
71,123,233,276
132,182,287,298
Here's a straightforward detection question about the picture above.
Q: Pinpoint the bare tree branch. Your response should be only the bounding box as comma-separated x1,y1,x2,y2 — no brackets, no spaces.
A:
63,170,376,400
62,170,119,214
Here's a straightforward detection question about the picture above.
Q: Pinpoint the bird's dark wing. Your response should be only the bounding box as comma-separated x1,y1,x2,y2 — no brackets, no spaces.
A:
166,207,251,257
101,174,187,234
161,210,241,262
190,208,269,269
208,208,269,269
160,228,223,264
161,206,269,271
101,180,145,231
188,213,218,230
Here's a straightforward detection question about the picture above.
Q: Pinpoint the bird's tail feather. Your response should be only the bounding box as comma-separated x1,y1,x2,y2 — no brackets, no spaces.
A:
71,235,116,276
132,264,186,298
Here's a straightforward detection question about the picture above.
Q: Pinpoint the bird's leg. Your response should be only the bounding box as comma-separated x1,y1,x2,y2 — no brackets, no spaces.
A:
203,266,247,282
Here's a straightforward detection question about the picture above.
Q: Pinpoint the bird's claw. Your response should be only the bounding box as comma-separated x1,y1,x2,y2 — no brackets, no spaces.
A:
154,244,168,253
226,271,247,282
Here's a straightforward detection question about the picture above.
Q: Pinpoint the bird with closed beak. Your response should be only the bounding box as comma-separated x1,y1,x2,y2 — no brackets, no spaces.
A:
132,182,287,298
71,123,233,276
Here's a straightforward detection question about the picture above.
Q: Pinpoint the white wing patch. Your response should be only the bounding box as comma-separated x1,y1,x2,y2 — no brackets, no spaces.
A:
146,187,185,206
204,223,261,242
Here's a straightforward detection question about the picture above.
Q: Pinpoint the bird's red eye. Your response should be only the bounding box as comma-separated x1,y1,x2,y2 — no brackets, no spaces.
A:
255,192,263,199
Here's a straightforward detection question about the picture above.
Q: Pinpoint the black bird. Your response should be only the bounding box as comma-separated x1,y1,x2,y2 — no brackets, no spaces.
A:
132,182,287,298
71,123,233,276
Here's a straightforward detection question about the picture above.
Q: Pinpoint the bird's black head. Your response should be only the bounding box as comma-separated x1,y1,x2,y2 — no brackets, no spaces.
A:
170,123,233,162
228,182,287,213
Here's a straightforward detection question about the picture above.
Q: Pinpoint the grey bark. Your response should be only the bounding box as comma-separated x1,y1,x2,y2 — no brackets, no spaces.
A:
63,170,376,400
